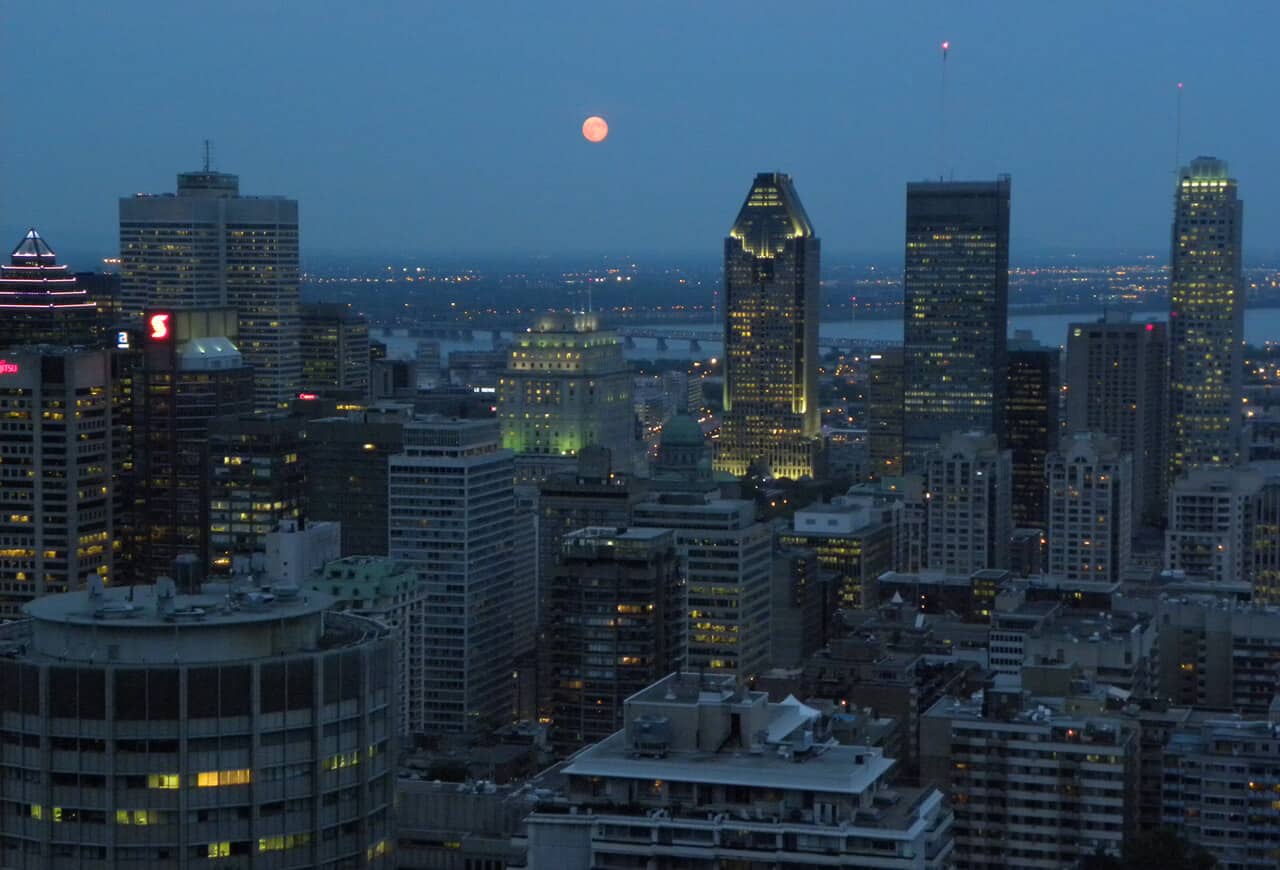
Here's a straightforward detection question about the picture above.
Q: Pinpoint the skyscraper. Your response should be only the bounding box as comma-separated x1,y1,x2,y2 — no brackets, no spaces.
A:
206,412,307,574
0,229,103,349
120,170,301,409
546,527,684,753
716,172,821,480
633,494,772,679
1046,433,1132,582
867,347,906,479
903,178,1011,469
924,431,1012,573
387,418,514,735
498,311,634,482
303,409,406,557
300,302,371,397
1066,313,1168,525
1005,336,1060,529
136,309,255,582
0,348,118,617
1167,156,1243,478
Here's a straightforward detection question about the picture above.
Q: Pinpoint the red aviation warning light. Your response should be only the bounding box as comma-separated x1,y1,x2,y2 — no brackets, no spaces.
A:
148,313,171,341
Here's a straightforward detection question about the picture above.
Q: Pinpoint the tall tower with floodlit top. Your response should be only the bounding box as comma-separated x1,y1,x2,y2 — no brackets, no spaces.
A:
715,172,821,480
1167,156,1243,479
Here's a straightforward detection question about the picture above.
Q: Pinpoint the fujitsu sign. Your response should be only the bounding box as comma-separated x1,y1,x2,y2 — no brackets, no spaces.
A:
0,359,18,375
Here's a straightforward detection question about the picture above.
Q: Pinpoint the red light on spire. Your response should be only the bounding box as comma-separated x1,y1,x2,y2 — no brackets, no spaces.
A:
941,40,951,54
1145,323,1155,332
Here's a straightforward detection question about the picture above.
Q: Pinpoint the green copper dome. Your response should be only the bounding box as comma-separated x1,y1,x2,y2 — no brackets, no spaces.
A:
661,414,704,447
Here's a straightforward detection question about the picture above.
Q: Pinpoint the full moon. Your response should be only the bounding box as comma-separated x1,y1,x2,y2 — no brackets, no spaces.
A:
582,116,609,143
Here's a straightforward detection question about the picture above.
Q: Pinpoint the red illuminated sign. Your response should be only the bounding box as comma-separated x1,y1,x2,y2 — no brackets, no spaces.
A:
149,313,171,340
297,392,318,401
0,360,18,375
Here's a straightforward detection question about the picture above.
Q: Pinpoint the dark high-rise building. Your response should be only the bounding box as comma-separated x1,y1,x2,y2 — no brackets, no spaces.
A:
303,409,406,557
136,310,255,582
0,348,118,617
716,172,821,480
547,527,683,753
903,178,1012,469
868,347,906,480
120,169,301,409
1005,337,1060,529
534,449,649,713
0,229,103,349
300,302,371,397
1066,313,1168,525
206,412,307,574
1168,156,1243,478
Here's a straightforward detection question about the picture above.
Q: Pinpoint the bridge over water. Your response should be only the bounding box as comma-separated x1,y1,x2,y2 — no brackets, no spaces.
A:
373,323,902,355
613,325,901,354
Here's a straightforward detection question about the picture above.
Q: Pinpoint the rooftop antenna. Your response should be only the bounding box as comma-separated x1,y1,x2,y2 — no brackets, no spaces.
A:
1174,82,1184,173
939,40,951,181
203,139,213,172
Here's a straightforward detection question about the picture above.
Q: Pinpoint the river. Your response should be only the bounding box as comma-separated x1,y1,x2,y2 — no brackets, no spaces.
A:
377,307,1280,363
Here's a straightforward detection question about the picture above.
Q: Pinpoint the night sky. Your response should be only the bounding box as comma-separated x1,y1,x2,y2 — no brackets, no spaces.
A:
3,1,1278,261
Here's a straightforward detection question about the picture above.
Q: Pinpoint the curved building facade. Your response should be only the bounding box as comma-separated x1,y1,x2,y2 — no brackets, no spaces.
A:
0,581,396,869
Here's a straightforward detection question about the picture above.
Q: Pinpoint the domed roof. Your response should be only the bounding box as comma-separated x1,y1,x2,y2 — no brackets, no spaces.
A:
661,414,704,447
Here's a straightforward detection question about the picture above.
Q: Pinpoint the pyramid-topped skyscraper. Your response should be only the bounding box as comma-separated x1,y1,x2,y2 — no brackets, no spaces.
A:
714,172,822,480
0,229,102,348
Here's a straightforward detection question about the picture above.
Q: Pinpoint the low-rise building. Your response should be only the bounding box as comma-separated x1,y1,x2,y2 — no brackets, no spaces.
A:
921,686,1138,868
1161,714,1280,868
525,672,954,869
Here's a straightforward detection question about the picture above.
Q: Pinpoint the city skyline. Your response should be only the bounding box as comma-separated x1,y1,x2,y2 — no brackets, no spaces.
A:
5,3,1280,260
5,7,1280,869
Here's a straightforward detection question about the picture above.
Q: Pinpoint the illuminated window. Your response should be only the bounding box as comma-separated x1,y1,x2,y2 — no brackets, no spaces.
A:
207,842,231,858
367,839,391,860
259,833,311,852
147,774,180,789
116,809,154,825
197,769,252,787
322,751,361,771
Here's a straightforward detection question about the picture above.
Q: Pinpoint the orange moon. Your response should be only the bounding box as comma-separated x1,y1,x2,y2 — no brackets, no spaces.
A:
582,116,609,143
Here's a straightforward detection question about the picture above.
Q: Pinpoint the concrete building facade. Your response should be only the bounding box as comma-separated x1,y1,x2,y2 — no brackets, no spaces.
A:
387,418,514,735
0,581,396,870
924,432,1012,574
526,672,954,870
0,347,117,617
1045,433,1133,582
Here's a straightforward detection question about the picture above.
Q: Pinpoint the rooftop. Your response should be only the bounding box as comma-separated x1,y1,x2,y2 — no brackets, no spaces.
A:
24,579,334,630
564,728,893,795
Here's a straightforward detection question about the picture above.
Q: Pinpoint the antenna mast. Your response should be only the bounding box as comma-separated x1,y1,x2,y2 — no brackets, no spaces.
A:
203,139,212,172
1174,82,1184,172
939,41,951,181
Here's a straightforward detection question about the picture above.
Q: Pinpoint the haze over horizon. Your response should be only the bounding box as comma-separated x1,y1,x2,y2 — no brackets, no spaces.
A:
4,2,1280,262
